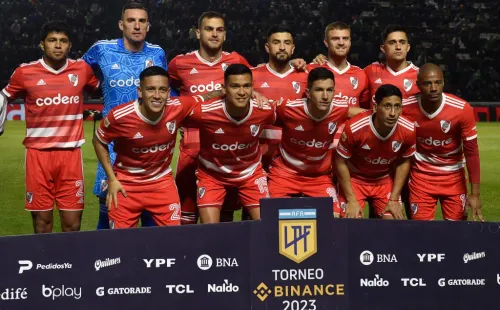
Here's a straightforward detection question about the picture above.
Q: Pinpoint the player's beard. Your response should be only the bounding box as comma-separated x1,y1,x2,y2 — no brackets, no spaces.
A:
271,53,290,66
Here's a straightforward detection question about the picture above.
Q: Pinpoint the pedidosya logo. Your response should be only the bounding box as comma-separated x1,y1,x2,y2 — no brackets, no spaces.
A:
278,209,317,263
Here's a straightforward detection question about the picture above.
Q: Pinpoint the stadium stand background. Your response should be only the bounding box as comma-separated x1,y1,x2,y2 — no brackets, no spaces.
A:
0,0,499,101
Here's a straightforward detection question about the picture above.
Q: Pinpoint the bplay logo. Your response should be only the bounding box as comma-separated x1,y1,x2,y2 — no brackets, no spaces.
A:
18,260,72,274
0,288,28,300
143,258,176,268
360,250,397,266
197,254,239,271
207,279,240,293
42,285,81,300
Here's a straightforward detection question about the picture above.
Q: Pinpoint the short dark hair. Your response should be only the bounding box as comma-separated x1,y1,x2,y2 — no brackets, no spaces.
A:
139,66,170,82
374,84,402,104
267,24,294,41
381,25,409,43
198,11,224,29
40,21,71,42
224,64,252,84
121,2,148,20
324,21,350,39
307,68,335,89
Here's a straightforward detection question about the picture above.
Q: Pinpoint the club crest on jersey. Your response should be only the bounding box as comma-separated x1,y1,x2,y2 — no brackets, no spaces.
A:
198,187,206,199
392,141,402,152
109,220,115,229
411,203,418,215
145,59,154,68
403,79,413,92
440,120,451,133
68,74,78,86
26,192,33,204
328,122,337,134
350,77,358,90
221,63,228,71
166,121,176,134
250,124,260,137
292,81,301,94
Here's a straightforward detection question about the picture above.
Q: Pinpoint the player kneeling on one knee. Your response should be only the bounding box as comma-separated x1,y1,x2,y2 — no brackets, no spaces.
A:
335,84,416,219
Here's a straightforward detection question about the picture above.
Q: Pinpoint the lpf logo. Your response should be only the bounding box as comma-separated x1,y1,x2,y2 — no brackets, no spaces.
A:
278,209,317,263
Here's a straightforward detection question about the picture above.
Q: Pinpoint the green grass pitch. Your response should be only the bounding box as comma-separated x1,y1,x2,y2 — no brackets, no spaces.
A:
0,121,499,235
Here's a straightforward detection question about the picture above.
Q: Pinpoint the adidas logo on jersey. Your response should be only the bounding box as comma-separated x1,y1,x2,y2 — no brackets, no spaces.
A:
36,79,46,86
260,82,270,88
294,125,304,131
133,132,144,139
215,128,225,134
190,68,199,74
111,63,120,70
361,144,371,150
374,78,383,84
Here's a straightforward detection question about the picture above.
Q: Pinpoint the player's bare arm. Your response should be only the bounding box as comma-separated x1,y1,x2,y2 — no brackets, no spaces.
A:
335,154,362,218
382,158,410,220
92,135,127,210
312,54,327,65
463,137,483,221
467,183,483,222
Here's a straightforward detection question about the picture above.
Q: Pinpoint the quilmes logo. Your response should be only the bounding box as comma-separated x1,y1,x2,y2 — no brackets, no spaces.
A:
463,251,485,263
279,209,317,264
95,257,121,271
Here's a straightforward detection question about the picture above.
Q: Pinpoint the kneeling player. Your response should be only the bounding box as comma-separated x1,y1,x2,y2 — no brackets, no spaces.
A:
93,66,202,228
267,68,348,215
185,64,275,223
336,84,416,219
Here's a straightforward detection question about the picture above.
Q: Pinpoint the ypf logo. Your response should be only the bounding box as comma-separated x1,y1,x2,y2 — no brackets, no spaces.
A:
278,209,317,263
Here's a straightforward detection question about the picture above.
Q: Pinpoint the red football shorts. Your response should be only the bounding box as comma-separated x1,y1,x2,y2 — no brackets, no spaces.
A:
338,180,396,218
196,166,269,209
108,175,181,228
409,170,468,221
25,148,84,211
268,157,339,215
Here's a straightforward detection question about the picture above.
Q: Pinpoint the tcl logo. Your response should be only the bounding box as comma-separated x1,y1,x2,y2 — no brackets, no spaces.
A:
335,93,357,105
132,142,174,154
417,137,452,147
212,142,255,151
109,76,140,88
290,138,330,149
364,156,395,165
35,94,79,106
190,81,222,93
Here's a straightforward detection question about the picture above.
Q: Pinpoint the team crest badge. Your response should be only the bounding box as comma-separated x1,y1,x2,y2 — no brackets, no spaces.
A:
221,63,228,71
166,121,176,134
279,209,317,263
340,202,347,213
145,59,154,68
100,180,108,192
198,187,206,199
403,79,413,92
109,220,115,229
250,124,260,137
440,120,451,133
292,81,301,94
350,77,358,89
392,141,402,152
26,192,33,204
328,122,337,134
411,203,418,215
68,74,78,86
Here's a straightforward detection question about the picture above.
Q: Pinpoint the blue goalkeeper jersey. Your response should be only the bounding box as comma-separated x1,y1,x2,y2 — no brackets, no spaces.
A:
83,38,167,196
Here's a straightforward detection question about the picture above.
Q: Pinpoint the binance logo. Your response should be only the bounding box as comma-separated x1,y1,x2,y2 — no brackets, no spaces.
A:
253,283,272,301
278,209,317,263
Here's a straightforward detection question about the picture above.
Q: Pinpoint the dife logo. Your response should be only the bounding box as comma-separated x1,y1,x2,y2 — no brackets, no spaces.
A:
207,280,240,293
279,209,317,264
42,285,82,300
417,136,453,147
0,288,28,300
364,156,395,165
189,81,222,93
212,142,255,151
165,285,194,294
35,94,79,106
109,76,140,88
290,138,330,149
132,142,174,154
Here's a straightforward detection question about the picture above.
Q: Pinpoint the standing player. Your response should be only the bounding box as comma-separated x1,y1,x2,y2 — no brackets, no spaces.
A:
403,64,483,221
185,64,275,223
83,2,167,229
268,68,348,216
336,85,416,219
93,67,203,228
1,21,100,233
